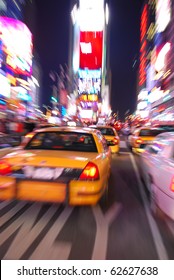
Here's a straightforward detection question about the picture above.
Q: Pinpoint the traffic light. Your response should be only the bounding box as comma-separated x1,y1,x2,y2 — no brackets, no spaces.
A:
51,96,57,103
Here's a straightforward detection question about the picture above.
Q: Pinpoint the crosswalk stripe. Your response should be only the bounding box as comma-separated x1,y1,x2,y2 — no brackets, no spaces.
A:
0,200,12,211
1,201,27,225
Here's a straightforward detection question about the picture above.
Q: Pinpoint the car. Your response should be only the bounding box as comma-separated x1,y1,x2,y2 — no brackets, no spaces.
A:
139,132,174,220
126,127,165,154
152,124,174,131
0,133,21,158
113,121,122,133
0,126,111,205
90,125,120,154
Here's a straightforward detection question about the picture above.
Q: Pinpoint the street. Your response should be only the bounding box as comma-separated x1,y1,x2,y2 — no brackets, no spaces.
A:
1,140,174,260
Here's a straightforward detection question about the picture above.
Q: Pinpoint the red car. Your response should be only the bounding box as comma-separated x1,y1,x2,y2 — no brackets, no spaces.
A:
114,121,122,132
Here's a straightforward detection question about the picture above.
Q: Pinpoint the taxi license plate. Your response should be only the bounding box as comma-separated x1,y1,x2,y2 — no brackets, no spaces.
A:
22,166,64,180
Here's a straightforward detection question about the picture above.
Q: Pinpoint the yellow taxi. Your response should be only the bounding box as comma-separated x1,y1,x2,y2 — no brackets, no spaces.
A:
90,125,120,154
126,127,165,154
0,127,111,205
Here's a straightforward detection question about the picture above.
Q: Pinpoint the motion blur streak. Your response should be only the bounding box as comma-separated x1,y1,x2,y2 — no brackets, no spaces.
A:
29,206,73,260
2,203,59,259
1,201,27,224
129,153,168,260
0,200,13,211
92,202,122,260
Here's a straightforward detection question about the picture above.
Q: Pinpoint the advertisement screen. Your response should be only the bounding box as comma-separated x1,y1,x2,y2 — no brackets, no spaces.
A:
72,23,80,72
0,73,10,98
79,0,104,31
78,69,101,94
156,0,171,32
79,31,103,69
139,4,147,86
0,16,33,75
79,109,93,119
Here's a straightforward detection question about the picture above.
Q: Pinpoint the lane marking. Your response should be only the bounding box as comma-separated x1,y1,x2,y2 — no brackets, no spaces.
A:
129,153,168,260
1,201,27,224
30,206,73,260
92,202,122,260
0,200,13,211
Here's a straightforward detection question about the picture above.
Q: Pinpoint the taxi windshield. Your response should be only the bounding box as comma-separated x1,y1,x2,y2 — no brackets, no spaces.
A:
24,131,98,152
139,129,164,137
97,127,115,136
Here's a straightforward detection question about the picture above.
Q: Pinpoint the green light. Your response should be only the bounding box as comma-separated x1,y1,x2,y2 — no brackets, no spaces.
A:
51,96,57,102
163,95,170,102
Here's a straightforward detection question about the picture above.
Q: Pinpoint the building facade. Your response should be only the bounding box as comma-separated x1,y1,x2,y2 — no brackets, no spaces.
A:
0,0,41,119
68,0,110,122
137,0,174,123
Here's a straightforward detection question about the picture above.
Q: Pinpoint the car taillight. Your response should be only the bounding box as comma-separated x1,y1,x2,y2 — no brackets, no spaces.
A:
79,162,99,180
135,137,143,144
113,137,119,145
0,161,12,176
170,177,174,192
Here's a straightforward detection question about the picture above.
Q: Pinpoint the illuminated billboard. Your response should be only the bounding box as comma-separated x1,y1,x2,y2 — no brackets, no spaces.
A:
155,42,171,72
139,4,147,86
78,69,101,94
80,31,103,69
0,73,10,98
79,0,104,31
0,16,33,75
79,109,93,119
156,0,171,32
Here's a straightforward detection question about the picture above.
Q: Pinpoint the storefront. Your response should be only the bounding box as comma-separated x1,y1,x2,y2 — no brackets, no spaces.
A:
151,96,174,121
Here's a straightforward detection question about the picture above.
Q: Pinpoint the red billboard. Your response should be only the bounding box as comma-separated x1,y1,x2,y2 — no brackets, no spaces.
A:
79,31,103,69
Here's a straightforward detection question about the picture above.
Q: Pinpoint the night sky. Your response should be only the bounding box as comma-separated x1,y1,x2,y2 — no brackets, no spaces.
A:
34,0,144,120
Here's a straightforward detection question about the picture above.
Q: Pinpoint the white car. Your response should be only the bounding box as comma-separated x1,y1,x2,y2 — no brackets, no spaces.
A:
140,132,174,220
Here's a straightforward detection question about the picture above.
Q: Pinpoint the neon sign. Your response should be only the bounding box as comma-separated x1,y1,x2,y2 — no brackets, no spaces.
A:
80,94,98,102
79,31,103,69
0,16,33,74
139,4,148,86
156,0,171,32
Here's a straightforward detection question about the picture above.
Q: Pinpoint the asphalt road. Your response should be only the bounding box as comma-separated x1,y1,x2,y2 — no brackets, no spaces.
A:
1,141,174,260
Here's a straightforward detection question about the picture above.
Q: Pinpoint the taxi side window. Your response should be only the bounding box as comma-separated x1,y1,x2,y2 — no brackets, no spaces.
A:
96,131,109,152
146,143,163,154
27,133,45,148
102,137,109,152
96,131,103,142
160,141,172,159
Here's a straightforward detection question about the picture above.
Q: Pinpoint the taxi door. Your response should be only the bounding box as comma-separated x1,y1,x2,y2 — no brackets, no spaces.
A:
154,142,174,197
